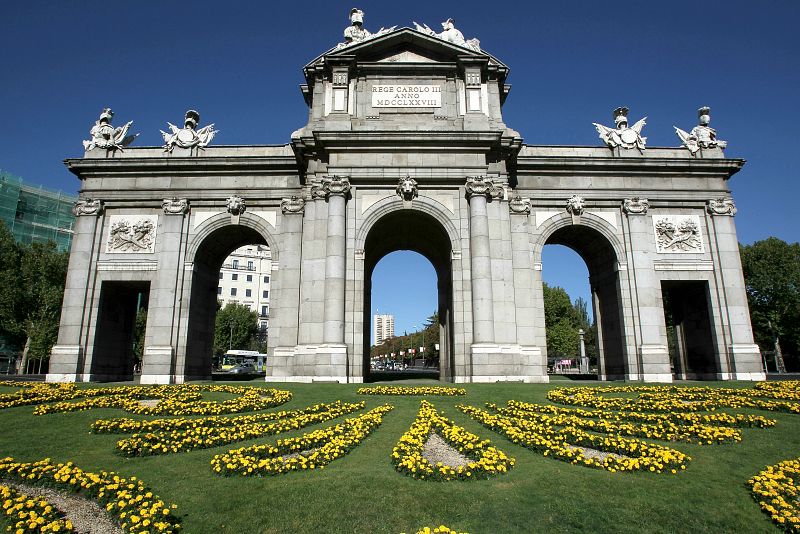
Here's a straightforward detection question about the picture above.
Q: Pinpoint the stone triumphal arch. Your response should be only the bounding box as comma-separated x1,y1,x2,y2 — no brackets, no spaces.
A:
47,13,764,384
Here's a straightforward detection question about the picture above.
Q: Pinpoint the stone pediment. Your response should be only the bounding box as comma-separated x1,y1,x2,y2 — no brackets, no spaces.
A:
306,28,506,71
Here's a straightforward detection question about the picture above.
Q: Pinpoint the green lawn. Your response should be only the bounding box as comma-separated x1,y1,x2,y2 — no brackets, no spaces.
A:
0,380,797,533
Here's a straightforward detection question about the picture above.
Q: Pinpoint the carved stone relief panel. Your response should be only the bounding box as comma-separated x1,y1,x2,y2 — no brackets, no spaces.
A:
105,215,158,254
652,215,704,254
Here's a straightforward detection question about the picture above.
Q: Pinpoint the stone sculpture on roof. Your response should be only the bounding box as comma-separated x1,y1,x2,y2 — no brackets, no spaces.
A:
338,8,395,48
593,107,647,152
675,106,727,155
83,108,137,152
161,110,218,153
413,18,481,52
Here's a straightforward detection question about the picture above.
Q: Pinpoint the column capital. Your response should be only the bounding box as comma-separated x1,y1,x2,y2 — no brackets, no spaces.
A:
623,197,649,215
508,194,532,215
162,197,190,215
465,176,502,200
311,175,351,200
706,197,737,216
281,196,306,214
72,198,104,216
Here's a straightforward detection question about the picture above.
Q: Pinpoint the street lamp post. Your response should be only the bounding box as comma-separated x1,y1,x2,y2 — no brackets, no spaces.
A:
229,321,234,351
578,328,588,374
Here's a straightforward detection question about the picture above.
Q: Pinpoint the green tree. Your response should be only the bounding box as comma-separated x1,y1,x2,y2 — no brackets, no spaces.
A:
18,241,69,372
0,222,23,351
132,307,148,368
543,283,580,357
740,238,800,370
213,303,259,356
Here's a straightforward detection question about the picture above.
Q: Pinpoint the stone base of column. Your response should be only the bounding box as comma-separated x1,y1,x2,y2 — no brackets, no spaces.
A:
639,373,674,383
48,345,82,378
266,347,296,378
142,346,174,379
270,344,351,383
468,343,549,383
139,374,173,385
45,373,78,383
730,343,763,378
640,344,671,382
733,372,767,381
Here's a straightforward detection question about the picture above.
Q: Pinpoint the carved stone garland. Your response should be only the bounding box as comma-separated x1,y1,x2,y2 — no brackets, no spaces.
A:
623,197,650,215
72,199,104,216
508,194,532,215
162,198,190,215
281,196,306,214
706,198,737,216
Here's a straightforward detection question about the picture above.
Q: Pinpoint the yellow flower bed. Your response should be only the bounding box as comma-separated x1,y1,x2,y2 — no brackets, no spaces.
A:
1,484,73,533
392,400,514,481
747,457,800,532
31,384,292,416
357,386,466,396
402,526,468,534
498,400,774,445
458,404,690,474
211,405,394,476
0,457,180,533
92,400,348,434
547,382,800,414
113,401,365,456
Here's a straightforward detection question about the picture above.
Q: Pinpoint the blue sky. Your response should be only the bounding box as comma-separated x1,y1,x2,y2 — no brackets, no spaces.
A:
1,2,798,342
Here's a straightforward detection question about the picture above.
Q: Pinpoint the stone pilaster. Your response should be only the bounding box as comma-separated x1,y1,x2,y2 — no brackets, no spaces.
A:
291,176,351,382
266,197,305,380
47,200,104,382
706,199,763,380
622,198,672,382
509,196,547,382
141,199,190,384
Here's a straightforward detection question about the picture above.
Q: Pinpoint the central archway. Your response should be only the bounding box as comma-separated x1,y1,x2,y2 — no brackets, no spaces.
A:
362,209,454,382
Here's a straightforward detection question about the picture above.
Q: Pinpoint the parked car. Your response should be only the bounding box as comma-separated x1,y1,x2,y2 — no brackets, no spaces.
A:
228,363,256,374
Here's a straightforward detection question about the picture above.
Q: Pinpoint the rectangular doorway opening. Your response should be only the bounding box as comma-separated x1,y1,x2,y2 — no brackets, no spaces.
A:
661,280,719,380
91,281,150,381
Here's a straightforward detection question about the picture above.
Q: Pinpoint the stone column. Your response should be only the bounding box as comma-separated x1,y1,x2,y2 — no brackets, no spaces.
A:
466,176,498,342
623,197,672,382
322,176,350,344
706,198,763,380
267,196,305,380
141,198,190,384
292,176,350,382
47,199,104,382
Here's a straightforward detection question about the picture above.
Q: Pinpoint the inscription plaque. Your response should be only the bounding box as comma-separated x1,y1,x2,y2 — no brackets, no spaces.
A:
371,85,442,108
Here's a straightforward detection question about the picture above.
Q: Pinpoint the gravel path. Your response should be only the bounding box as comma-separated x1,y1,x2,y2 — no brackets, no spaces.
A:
7,481,124,534
572,446,630,462
422,433,472,468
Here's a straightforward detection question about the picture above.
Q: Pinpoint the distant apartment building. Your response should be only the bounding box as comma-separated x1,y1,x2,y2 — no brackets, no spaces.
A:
373,313,395,346
217,245,272,335
0,171,77,252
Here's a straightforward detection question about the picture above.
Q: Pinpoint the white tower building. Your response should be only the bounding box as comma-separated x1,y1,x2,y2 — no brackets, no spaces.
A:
373,312,395,346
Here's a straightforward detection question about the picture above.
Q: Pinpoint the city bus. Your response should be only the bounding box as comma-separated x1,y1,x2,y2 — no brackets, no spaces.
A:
218,350,267,372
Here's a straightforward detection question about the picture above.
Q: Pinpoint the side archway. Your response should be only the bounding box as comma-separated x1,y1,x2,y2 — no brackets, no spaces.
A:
532,212,634,380
177,214,280,380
